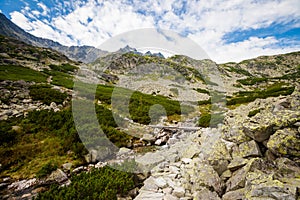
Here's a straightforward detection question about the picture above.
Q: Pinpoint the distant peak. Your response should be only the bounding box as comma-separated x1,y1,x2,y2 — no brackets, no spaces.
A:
118,45,138,53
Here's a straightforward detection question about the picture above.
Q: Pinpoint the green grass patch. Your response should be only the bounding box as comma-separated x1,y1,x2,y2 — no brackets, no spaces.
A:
248,108,262,117
0,65,47,82
49,63,78,73
194,88,210,94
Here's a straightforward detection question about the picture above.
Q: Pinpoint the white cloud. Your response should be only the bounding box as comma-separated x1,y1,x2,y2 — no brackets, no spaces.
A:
8,0,300,63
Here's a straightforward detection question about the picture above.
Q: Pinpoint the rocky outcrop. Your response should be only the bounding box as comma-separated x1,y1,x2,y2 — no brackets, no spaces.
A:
134,87,300,200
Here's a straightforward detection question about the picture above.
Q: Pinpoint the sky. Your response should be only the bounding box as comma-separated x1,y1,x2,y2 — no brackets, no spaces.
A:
0,0,299,63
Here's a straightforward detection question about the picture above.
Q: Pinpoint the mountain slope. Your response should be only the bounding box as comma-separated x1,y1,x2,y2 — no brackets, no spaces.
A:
0,13,107,63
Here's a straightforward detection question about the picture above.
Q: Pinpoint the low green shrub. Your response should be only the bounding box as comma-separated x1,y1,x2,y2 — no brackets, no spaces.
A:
35,167,135,200
29,84,67,105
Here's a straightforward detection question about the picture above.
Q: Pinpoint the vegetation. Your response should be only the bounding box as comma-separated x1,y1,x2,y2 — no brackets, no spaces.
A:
0,65,47,82
194,88,210,94
49,63,78,73
35,166,136,200
237,77,268,85
29,84,68,105
95,84,194,124
248,109,262,117
36,161,58,178
227,83,295,106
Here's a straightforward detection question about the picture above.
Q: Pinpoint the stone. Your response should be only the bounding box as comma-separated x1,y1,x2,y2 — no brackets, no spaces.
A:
222,188,245,200
142,133,156,142
8,178,37,191
181,143,201,159
72,166,84,173
172,186,185,198
163,187,173,194
188,163,223,195
193,187,221,200
142,176,159,192
226,158,261,192
228,157,248,171
267,128,300,157
134,190,164,200
136,152,165,172
164,194,178,200
154,177,168,188
118,147,131,155
245,170,297,200
46,169,68,183
62,163,72,171
155,139,163,146
181,158,192,164
238,140,262,158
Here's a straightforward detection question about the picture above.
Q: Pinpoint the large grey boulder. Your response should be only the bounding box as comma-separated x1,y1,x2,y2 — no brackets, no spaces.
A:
267,128,300,157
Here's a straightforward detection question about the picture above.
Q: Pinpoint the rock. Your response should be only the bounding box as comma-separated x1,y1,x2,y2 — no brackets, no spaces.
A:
8,178,37,191
84,148,113,163
187,163,223,195
181,158,192,164
155,139,163,146
134,190,164,200
31,187,46,194
72,166,84,173
46,169,68,183
141,176,159,192
181,143,201,159
142,133,156,142
154,177,168,188
226,158,260,192
267,128,300,157
118,147,132,155
62,163,72,171
172,186,185,198
227,157,248,171
164,193,178,200
193,187,221,200
21,193,32,198
163,187,173,194
136,152,165,172
245,170,297,199
238,140,262,158
222,188,245,200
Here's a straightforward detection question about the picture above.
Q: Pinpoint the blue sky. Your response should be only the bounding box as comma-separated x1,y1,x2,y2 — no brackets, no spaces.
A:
0,0,299,63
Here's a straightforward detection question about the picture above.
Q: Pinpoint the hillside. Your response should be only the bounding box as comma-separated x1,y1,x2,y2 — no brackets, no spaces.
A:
0,13,107,63
0,30,299,200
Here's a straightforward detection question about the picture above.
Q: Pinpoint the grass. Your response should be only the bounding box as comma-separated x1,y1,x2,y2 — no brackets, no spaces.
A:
237,77,268,85
43,69,74,89
0,65,47,82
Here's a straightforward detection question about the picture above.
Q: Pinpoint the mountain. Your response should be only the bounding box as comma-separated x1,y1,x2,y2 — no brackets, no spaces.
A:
0,25,300,199
0,13,107,63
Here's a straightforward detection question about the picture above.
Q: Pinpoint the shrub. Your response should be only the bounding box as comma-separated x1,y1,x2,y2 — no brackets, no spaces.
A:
29,84,67,105
35,167,135,200
36,161,58,178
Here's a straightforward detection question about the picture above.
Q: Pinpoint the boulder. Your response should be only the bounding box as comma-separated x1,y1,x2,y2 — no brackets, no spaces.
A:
267,128,300,157
222,188,245,200
188,163,223,195
181,143,201,159
46,169,68,183
227,157,248,171
193,187,221,200
245,170,297,200
238,140,262,158
135,151,165,172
